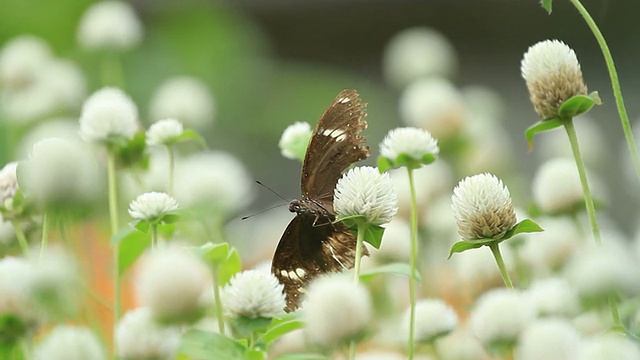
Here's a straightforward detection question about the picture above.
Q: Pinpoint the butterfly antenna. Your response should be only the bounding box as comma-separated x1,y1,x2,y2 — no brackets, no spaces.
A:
241,203,288,220
255,180,289,202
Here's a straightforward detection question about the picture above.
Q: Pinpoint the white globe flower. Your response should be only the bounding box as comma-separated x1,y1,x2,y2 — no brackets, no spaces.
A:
17,118,80,159
304,275,373,348
0,257,38,324
0,162,18,206
79,87,139,142
515,319,582,360
128,192,178,222
34,325,106,360
135,248,211,322
149,77,215,130
77,0,143,50
116,307,181,360
521,39,588,119
31,248,83,320
518,217,581,276
526,277,580,318
379,127,439,162
0,35,52,91
334,166,398,226
403,298,458,343
278,121,312,161
451,173,517,240
146,119,184,146
220,270,286,319
578,334,640,360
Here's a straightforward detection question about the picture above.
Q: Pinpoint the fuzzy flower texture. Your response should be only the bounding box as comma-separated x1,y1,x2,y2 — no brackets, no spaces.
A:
220,270,285,319
146,118,184,146
521,39,588,119
380,126,439,162
334,166,398,226
451,173,516,240
128,192,178,222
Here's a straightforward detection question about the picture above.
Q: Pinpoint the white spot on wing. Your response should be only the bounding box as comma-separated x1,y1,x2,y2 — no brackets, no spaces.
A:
322,128,347,142
337,97,350,104
295,268,307,278
280,270,289,278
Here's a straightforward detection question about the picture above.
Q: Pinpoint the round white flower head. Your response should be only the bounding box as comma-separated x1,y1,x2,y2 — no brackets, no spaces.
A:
304,275,373,348
37,60,87,111
578,333,640,360
383,27,457,88
174,151,254,215
527,277,580,318
278,121,312,161
17,118,80,158
376,218,411,263
77,1,142,50
0,257,37,324
135,248,211,322
518,217,581,277
0,162,18,206
515,318,582,360
436,325,489,360
334,166,398,226
451,173,516,240
149,76,215,130
521,39,588,119
379,127,439,162
403,298,458,343
220,269,285,319
34,325,105,360
533,157,587,214
0,35,52,91
399,78,466,140
79,87,139,142
146,118,184,146
19,138,101,205
31,248,82,320
116,307,181,360
128,192,178,222
564,241,640,299
468,288,536,346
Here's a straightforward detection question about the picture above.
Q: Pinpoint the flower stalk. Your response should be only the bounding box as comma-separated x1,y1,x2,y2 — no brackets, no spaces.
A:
407,168,418,360
489,243,513,289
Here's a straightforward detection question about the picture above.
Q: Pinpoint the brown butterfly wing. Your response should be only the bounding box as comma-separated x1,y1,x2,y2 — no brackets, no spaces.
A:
301,89,370,207
273,215,359,312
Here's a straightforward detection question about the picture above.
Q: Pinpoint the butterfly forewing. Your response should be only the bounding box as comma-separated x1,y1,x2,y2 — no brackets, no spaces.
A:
272,89,370,312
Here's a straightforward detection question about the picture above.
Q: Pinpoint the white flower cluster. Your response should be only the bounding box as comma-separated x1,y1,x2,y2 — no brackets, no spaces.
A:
149,76,215,130
116,307,181,360
79,87,139,142
221,270,285,319
77,1,143,50
128,192,179,222
379,127,439,162
146,119,184,146
278,121,312,161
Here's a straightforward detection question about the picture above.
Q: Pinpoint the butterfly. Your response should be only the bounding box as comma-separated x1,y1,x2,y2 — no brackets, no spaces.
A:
272,89,370,312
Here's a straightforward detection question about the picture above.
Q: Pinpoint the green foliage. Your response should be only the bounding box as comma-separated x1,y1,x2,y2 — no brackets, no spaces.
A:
115,132,149,170
525,119,564,151
540,0,553,13
194,242,242,285
359,262,421,282
262,317,304,345
557,92,601,119
448,219,544,258
178,329,246,360
378,153,437,173
112,227,150,276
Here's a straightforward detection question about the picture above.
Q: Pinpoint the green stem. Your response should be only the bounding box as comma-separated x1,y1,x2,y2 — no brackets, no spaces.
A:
11,220,29,256
608,294,624,331
563,120,601,245
489,243,513,289
348,221,367,360
151,224,158,249
212,267,225,334
107,150,120,358
407,168,419,360
40,210,49,259
569,0,640,182
167,145,175,196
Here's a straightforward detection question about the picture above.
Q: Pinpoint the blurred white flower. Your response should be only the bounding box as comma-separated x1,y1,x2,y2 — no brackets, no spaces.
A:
0,35,52,91
149,76,215,129
376,218,411,263
403,298,457,343
0,257,37,324
37,59,87,110
521,39,587,119
383,27,457,88
515,318,582,360
334,166,398,226
436,324,489,360
128,192,178,222
174,151,254,215
527,277,580,318
379,127,439,162
452,244,515,296
399,78,466,140
391,160,453,218
77,0,142,50
0,214,15,245
537,116,605,170
451,173,517,240
146,119,184,146
17,118,80,159
34,325,106,360
304,275,373,348
279,121,312,161
355,351,407,360
221,269,285,319
79,87,139,142
462,85,506,124
578,333,640,360
0,162,18,206
19,138,101,205
135,248,211,322
518,217,581,276
533,158,584,214
468,288,536,346
116,307,181,360
31,248,83,320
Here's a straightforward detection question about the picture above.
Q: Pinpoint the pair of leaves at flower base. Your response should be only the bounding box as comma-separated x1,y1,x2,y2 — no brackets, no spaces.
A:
190,242,241,286
526,92,601,151
448,219,544,258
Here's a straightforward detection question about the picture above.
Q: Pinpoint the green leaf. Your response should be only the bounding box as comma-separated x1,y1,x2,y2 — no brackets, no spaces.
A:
176,129,208,149
377,153,437,173
178,329,245,360
501,219,544,240
525,119,564,151
112,228,150,276
133,220,150,233
233,316,273,338
274,354,327,360
558,94,597,119
157,223,176,238
116,132,149,170
540,0,552,13
218,248,242,285
447,241,484,259
246,349,267,360
377,156,392,173
363,225,385,249
359,262,420,282
161,213,181,224
262,319,304,344
200,242,231,265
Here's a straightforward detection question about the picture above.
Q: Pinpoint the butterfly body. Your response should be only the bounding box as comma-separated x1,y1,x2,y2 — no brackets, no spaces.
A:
272,89,370,312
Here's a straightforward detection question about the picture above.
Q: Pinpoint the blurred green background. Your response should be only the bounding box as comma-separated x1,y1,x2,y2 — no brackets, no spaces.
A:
1,0,639,231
